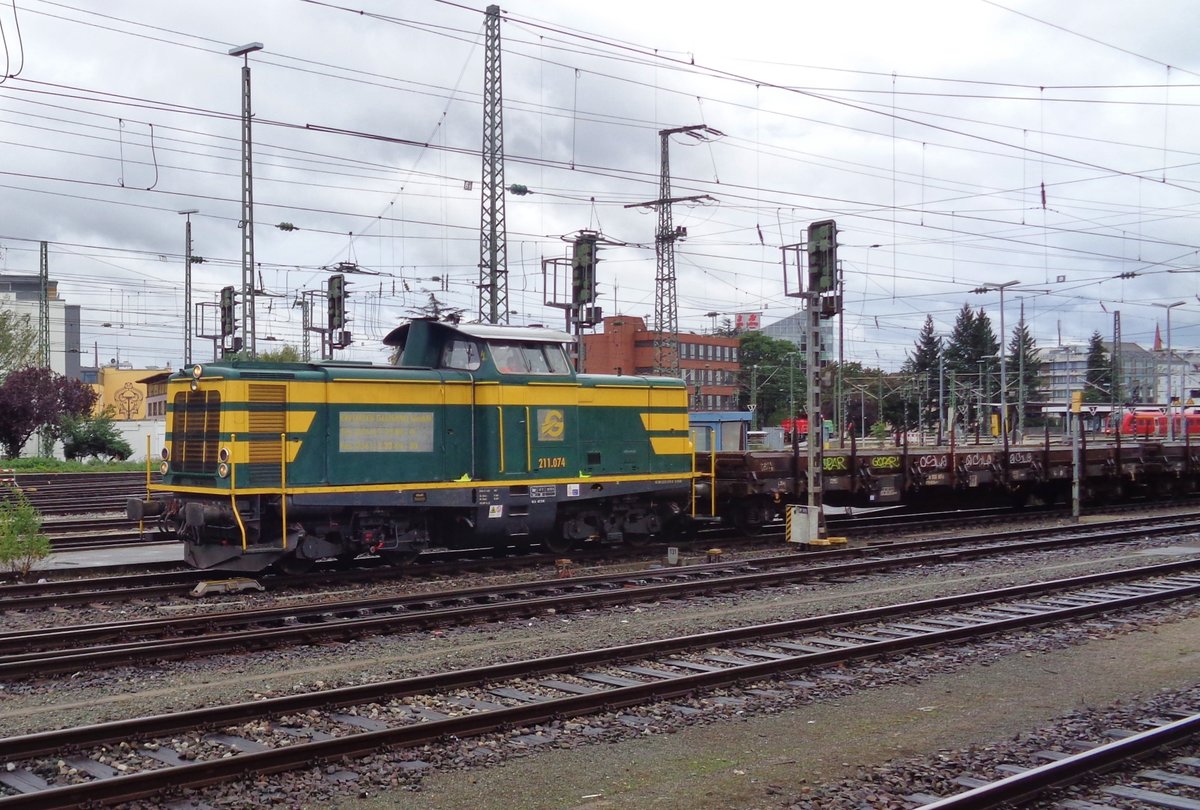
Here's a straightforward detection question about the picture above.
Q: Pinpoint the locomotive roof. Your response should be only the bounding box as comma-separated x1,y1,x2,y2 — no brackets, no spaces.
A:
383,318,574,347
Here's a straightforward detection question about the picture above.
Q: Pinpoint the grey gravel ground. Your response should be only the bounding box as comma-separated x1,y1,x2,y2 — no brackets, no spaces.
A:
339,616,1200,810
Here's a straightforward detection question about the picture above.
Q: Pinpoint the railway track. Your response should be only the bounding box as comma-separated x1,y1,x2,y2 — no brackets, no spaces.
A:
915,712,1200,808
0,560,1195,807
2,471,161,519
2,516,1198,680
9,507,1200,611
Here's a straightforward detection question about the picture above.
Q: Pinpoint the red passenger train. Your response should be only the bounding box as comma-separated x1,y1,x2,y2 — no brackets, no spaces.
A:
1115,407,1200,437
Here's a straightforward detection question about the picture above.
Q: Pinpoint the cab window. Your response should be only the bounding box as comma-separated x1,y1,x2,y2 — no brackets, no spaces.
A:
442,339,481,370
489,341,571,375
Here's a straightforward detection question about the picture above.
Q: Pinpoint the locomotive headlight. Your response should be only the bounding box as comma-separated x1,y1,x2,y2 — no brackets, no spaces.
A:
189,379,200,392
159,461,169,475
191,364,203,379
160,447,170,461
218,447,231,463
217,462,230,478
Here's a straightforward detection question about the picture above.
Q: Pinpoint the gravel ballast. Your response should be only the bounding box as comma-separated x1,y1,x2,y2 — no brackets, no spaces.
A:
341,615,1200,810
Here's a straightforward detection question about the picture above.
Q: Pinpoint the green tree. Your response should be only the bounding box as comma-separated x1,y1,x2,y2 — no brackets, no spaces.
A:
1083,330,1112,403
0,487,49,579
736,332,806,425
60,407,133,462
0,367,99,458
255,345,304,363
902,315,942,429
943,304,1000,429
221,344,306,363
943,304,978,377
0,310,38,379
1006,317,1044,420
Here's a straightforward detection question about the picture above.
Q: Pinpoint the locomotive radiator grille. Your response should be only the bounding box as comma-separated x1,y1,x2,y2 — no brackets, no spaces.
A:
173,390,221,474
246,384,287,486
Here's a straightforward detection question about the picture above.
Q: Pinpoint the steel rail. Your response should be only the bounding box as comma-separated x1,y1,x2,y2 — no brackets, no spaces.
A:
917,712,1200,809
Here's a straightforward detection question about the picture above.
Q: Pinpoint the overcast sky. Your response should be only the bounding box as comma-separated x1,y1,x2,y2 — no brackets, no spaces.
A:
2,0,1199,370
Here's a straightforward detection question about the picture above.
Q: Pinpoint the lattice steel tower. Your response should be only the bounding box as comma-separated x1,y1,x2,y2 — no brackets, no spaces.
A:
478,4,509,324
641,125,720,376
653,130,680,377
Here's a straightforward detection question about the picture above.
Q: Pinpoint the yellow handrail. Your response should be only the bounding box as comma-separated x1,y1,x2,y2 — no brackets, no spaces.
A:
280,432,288,549
230,433,248,551
525,406,532,472
690,426,716,517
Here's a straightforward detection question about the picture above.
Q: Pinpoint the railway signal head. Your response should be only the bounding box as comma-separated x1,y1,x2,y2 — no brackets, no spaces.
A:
328,274,347,331
219,286,236,338
807,220,838,294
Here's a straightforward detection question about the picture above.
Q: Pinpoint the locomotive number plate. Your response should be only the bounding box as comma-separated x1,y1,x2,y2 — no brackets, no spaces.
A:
537,456,567,469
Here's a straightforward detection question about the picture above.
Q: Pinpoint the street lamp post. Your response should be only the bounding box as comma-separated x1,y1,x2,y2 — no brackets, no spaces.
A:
229,41,264,357
1155,300,1186,440
975,280,1019,444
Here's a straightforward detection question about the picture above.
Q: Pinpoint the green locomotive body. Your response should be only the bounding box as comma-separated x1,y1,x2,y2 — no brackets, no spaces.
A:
130,319,697,571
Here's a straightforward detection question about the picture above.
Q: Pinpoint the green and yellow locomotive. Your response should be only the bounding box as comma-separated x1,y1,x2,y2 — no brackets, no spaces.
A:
128,319,699,572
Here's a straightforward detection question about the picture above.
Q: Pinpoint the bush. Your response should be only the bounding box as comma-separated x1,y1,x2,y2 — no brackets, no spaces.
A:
61,410,133,462
0,487,50,579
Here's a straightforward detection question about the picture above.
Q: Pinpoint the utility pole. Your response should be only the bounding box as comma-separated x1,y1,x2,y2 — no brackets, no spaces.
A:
750,365,759,430
938,354,945,445
38,241,49,369
1112,310,1122,421
1017,300,1026,440
478,4,509,324
38,241,51,457
625,125,720,377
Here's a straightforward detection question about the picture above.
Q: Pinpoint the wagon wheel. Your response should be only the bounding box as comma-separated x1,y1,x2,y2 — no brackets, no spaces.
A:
623,531,653,549
541,534,576,556
380,548,422,566
732,503,768,535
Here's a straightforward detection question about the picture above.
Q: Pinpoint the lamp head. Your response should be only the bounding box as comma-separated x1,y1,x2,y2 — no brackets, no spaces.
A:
228,42,264,57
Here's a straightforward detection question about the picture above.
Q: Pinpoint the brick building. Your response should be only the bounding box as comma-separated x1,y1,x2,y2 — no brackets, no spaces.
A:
580,315,740,411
